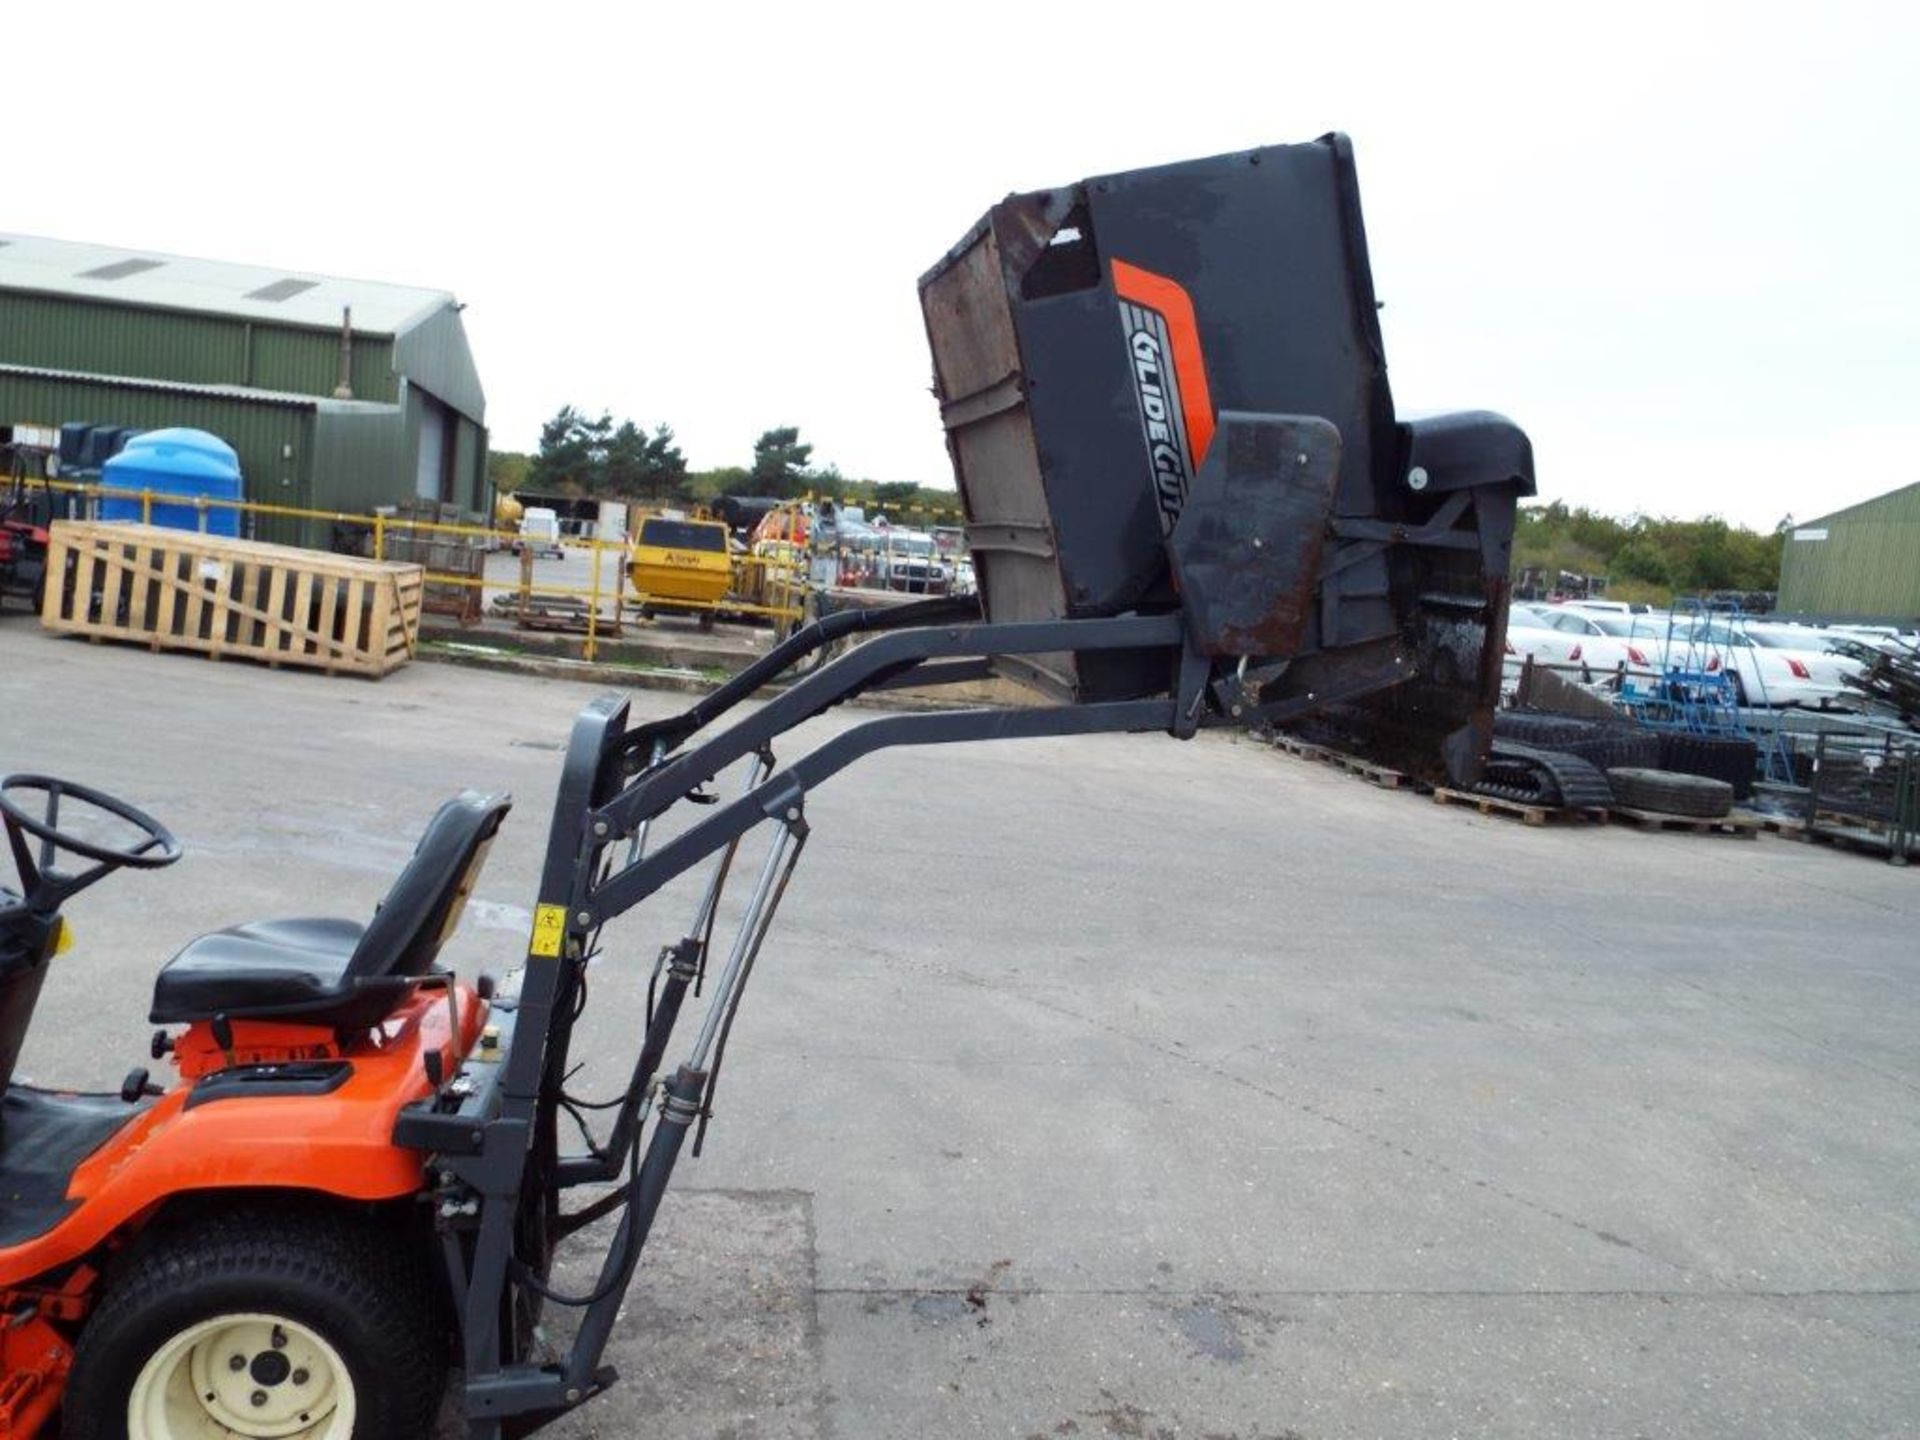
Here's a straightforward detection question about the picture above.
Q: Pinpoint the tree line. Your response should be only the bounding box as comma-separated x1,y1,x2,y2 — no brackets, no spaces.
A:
1515,502,1786,603
487,407,959,517
489,411,1787,599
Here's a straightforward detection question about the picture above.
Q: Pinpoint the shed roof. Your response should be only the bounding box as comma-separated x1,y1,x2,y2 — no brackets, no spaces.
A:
0,233,455,335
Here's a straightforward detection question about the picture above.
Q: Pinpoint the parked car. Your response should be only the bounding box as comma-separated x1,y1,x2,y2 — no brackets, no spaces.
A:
1502,610,1569,668
1761,623,1917,656
1711,625,1862,707
864,530,952,595
512,506,566,560
1643,621,1863,708
1561,598,1653,615
1506,606,1667,679
1502,616,1560,694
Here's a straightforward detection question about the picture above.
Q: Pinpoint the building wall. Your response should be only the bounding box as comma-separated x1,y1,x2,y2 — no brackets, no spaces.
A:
0,370,314,542
1778,482,1920,620
0,285,487,540
250,323,394,400
310,406,411,525
0,291,397,401
393,305,484,423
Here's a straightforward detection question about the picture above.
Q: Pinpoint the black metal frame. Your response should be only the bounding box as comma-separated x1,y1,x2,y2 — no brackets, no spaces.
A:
392,375,1533,1434
397,601,1253,1436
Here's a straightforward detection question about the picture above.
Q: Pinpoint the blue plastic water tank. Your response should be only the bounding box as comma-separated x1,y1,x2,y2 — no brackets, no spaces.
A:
101,429,244,537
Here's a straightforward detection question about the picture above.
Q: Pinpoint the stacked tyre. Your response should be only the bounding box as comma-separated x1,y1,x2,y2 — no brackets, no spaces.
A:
1657,733,1759,800
1604,767,1735,818
1495,710,1761,804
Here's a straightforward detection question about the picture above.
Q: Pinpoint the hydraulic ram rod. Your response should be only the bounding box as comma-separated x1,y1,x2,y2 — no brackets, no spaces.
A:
559,814,805,1389
556,751,773,1190
688,817,795,1070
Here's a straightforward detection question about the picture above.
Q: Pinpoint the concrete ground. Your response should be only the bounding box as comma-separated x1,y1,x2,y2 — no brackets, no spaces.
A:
7,624,1919,1439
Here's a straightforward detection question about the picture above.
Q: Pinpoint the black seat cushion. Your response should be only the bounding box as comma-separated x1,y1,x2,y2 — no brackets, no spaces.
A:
149,791,510,1031
0,1086,148,1247
149,918,364,1025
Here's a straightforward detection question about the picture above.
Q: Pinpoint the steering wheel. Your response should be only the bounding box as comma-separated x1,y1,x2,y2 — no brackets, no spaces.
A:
1,774,181,909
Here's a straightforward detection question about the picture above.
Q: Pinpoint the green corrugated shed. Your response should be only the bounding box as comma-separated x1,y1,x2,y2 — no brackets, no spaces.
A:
1777,480,1920,621
0,232,486,539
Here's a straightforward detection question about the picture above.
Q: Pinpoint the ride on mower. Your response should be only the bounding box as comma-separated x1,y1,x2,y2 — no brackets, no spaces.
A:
0,135,1532,1437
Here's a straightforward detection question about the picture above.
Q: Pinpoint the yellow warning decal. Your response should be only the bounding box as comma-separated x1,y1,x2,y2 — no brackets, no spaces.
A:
54,918,75,956
529,904,568,958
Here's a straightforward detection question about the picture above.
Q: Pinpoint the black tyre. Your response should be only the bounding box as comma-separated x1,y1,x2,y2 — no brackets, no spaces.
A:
697,611,716,633
1606,766,1735,818
64,1204,446,1440
1658,733,1760,799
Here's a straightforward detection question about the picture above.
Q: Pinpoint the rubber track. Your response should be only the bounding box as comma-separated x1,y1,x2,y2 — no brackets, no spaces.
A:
1482,741,1617,810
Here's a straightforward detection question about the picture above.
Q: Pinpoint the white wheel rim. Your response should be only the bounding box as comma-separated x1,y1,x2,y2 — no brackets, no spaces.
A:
128,1312,357,1440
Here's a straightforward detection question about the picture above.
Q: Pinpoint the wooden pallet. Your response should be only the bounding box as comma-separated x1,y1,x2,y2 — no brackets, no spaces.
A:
1268,732,1415,790
488,592,623,637
1754,813,1809,838
1431,787,1609,826
1609,805,1760,839
1814,807,1891,830
41,521,422,677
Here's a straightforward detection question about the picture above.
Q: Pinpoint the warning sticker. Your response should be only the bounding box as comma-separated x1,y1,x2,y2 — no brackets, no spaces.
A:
529,904,568,958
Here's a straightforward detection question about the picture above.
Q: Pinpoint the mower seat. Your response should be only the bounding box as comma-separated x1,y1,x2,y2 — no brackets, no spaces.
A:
150,791,510,1032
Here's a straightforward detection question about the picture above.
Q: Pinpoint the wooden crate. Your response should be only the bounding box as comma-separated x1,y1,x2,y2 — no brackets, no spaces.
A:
41,521,424,678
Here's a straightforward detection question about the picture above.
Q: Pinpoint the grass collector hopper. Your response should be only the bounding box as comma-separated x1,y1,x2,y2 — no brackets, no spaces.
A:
920,132,1533,782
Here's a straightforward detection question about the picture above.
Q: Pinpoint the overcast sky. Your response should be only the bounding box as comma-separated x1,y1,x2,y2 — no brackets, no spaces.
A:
15,2,1915,529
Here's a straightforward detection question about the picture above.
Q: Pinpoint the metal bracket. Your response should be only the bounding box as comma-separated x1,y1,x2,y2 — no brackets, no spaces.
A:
756,774,806,824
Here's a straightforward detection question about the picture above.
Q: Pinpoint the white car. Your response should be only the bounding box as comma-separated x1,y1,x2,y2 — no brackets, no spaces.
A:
1761,623,1916,657
1505,606,1667,680
1635,621,1862,708
1501,605,1573,689
1703,624,1861,707
1559,598,1655,616
513,507,567,560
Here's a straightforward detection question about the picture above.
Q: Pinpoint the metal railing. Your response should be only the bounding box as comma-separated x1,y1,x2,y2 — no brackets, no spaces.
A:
34,478,807,663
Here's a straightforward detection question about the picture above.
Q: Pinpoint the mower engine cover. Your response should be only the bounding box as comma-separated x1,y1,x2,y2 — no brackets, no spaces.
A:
918,133,1534,784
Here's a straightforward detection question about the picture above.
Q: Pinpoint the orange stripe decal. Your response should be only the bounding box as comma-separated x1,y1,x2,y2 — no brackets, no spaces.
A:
1112,259,1216,468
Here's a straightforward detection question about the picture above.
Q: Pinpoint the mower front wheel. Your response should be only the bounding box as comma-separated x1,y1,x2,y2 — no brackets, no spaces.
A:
63,1204,446,1440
